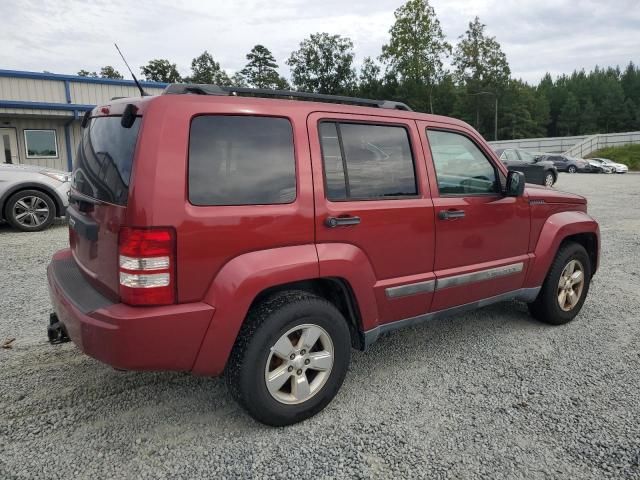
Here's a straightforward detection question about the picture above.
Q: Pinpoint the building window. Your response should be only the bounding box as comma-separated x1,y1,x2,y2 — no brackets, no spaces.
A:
24,129,58,158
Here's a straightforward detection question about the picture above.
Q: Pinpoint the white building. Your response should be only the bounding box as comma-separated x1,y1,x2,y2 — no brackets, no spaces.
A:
0,69,167,171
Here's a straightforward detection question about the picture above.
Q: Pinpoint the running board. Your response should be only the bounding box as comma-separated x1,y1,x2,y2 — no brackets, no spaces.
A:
363,287,541,348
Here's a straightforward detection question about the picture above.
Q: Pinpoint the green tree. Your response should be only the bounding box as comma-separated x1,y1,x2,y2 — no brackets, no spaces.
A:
141,59,182,83
379,0,451,113
453,16,510,135
357,57,383,98
187,51,230,85
621,62,640,105
498,80,547,139
598,79,626,132
286,33,356,94
579,99,598,134
557,93,580,135
77,69,97,78
99,66,123,79
230,72,248,87
240,45,289,89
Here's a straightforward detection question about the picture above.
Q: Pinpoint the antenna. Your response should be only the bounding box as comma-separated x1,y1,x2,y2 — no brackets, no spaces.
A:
114,43,148,97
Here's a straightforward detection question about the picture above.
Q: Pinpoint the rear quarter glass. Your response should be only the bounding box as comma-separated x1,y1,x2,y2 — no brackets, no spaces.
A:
73,116,141,205
188,115,296,206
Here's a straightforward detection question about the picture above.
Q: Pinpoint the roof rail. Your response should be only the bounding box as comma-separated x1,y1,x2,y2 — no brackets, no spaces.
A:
162,84,412,111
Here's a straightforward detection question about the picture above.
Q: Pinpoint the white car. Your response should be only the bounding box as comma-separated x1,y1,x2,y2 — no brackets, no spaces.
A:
589,157,628,174
0,163,70,231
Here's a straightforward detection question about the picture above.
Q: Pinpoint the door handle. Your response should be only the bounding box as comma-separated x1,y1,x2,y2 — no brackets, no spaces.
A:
438,209,465,220
325,216,361,228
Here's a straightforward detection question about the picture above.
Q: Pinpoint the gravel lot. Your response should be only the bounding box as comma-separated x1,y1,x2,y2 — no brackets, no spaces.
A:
1,174,639,479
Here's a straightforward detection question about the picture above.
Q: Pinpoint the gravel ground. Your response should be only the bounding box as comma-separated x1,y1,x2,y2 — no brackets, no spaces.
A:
1,174,639,479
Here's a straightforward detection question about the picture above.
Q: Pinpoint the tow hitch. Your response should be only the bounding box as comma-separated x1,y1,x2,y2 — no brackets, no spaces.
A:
47,313,70,344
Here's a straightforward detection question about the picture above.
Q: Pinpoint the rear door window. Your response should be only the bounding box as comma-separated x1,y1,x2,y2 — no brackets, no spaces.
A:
189,116,296,206
73,116,141,205
319,122,417,201
504,149,519,162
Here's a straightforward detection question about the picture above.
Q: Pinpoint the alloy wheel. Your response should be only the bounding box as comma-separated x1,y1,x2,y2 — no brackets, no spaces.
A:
545,173,554,187
557,259,585,312
264,324,334,405
12,196,50,228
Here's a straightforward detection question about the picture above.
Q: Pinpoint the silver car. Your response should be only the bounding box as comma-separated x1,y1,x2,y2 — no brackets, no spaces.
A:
589,157,629,174
0,163,70,231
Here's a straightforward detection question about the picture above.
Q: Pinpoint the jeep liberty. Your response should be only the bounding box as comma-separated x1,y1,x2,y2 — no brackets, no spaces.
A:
47,85,600,426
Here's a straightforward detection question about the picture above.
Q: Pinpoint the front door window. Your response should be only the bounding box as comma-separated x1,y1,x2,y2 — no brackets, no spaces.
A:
426,130,499,195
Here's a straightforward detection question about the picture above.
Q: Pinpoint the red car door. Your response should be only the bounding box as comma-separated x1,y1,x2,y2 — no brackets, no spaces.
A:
417,120,531,312
308,112,436,325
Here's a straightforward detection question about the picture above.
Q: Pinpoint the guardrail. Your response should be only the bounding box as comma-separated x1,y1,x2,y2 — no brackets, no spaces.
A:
564,131,640,158
489,131,640,157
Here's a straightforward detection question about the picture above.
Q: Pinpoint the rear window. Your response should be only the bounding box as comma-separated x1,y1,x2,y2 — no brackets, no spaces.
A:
73,116,141,205
188,116,296,206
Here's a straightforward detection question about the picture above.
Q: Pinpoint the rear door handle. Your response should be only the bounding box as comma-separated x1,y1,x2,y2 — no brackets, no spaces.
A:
325,216,361,228
438,209,465,220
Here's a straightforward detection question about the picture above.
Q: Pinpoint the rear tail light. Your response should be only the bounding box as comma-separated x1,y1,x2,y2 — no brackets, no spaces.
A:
118,227,176,305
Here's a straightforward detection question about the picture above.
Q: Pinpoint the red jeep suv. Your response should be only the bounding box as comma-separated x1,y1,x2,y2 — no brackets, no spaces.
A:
47,85,600,426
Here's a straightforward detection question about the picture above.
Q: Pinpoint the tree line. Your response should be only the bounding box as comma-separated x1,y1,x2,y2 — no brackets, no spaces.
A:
78,0,640,141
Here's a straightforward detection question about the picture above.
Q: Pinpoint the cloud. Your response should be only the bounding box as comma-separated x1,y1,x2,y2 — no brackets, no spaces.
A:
0,0,638,83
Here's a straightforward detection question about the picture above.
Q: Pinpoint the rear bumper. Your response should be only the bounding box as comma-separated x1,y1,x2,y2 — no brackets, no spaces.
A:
47,249,215,372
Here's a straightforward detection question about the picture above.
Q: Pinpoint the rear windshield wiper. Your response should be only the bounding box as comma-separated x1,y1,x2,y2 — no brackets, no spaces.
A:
69,192,100,206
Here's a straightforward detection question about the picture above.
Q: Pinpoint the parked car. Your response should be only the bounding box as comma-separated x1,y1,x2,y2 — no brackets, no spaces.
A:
589,157,628,174
538,154,592,173
494,148,558,186
0,163,70,231
47,86,600,426
586,159,613,174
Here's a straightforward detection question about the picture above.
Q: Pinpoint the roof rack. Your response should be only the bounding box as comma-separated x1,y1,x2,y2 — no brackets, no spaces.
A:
162,84,412,111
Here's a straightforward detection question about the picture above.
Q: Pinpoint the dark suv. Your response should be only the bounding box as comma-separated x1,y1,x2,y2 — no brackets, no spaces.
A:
494,148,558,186
540,154,591,173
47,85,600,426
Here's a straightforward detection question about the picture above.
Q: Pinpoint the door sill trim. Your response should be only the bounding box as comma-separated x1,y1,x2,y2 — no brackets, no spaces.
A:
363,287,541,348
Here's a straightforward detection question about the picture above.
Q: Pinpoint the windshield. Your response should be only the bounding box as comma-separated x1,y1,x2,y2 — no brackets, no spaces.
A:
72,116,141,205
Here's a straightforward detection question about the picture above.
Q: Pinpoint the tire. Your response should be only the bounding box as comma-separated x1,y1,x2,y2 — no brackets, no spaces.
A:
544,171,555,187
4,189,56,232
567,165,577,174
528,242,592,325
226,291,351,426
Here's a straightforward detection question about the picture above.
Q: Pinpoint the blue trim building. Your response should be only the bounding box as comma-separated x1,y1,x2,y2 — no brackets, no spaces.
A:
0,69,167,171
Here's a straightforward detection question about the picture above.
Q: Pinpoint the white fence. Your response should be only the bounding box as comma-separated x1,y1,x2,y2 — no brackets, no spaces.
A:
563,131,640,158
488,131,640,157
488,135,589,154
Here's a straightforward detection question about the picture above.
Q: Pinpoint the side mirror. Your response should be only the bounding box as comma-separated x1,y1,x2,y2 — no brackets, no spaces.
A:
505,170,525,196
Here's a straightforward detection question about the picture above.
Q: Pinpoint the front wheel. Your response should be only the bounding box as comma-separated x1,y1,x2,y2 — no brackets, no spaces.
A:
528,242,591,325
567,165,577,173
544,171,555,187
226,291,351,426
5,189,55,232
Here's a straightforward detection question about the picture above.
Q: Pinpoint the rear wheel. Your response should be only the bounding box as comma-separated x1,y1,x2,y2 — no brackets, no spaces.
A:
544,171,555,187
567,165,577,173
528,242,591,325
226,291,351,426
5,189,55,232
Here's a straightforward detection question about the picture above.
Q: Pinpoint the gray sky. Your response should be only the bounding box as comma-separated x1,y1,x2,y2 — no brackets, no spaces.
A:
1,0,639,84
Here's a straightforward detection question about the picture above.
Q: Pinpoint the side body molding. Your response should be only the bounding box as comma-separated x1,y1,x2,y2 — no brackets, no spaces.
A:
524,210,600,288
192,244,319,376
